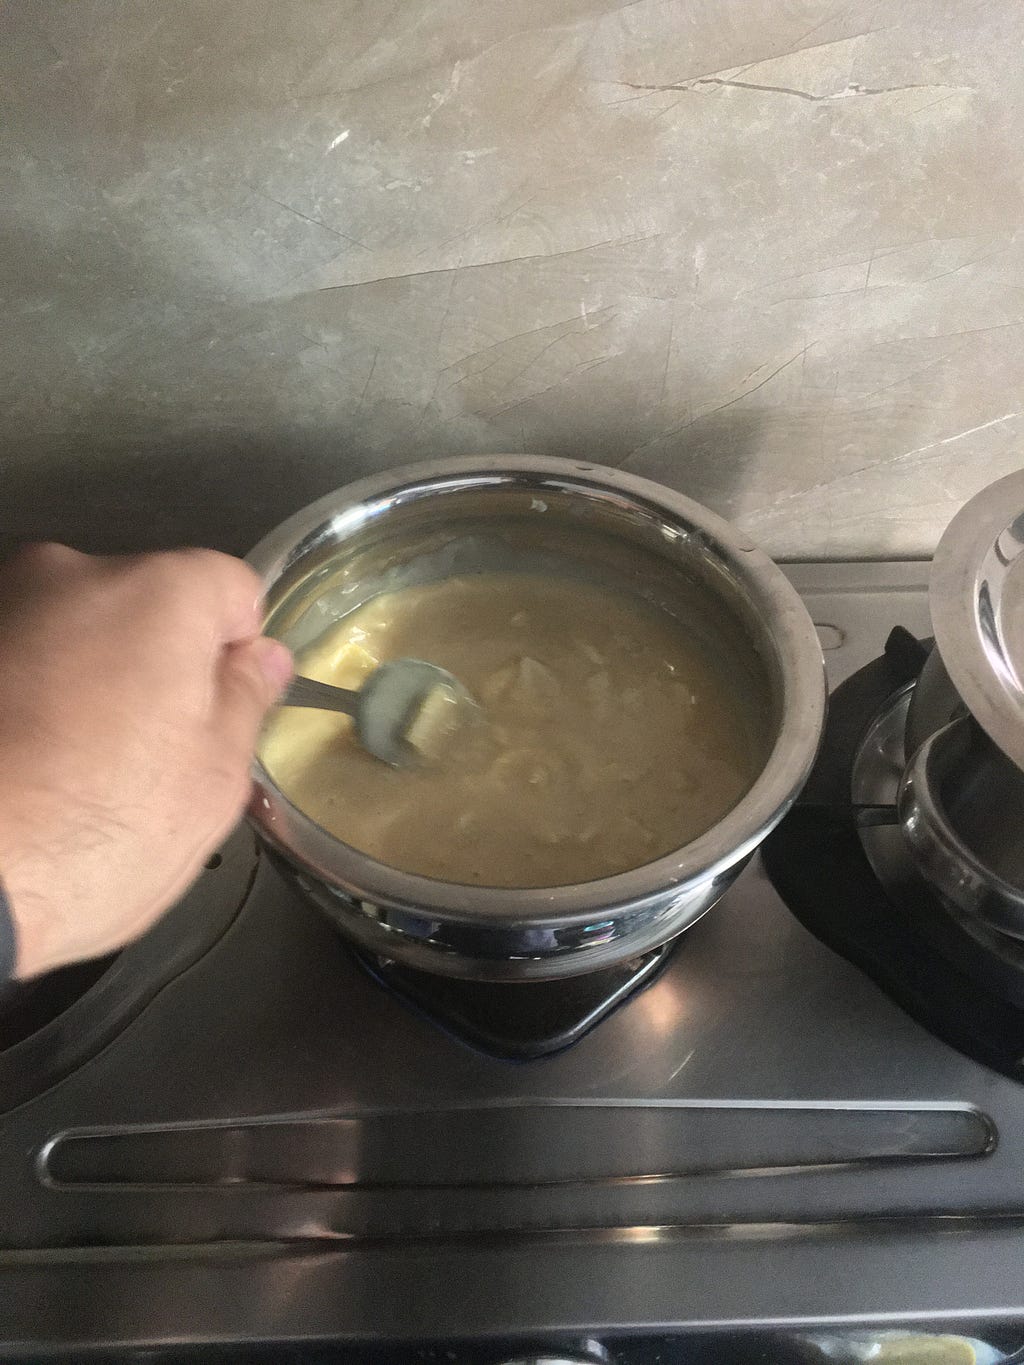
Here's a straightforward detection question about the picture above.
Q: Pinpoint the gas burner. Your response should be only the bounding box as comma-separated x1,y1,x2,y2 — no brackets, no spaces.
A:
764,627,1024,1082
0,828,259,1109
853,675,1024,1008
354,941,676,1059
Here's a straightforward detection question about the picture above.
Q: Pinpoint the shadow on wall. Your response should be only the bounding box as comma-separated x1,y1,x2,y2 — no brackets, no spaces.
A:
0,405,764,559
1,431,385,560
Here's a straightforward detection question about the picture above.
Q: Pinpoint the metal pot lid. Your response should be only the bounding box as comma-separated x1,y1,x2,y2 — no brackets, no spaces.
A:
930,468,1024,774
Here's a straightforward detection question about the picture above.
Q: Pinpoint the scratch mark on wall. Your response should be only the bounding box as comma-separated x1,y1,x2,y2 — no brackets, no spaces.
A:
696,77,970,102
659,319,674,405
248,188,370,251
443,315,589,373
885,412,1021,466
356,348,380,411
597,29,894,98
760,413,1021,518
310,233,663,296
622,345,811,464
609,76,971,104
858,346,965,403
686,345,810,425
917,244,1012,284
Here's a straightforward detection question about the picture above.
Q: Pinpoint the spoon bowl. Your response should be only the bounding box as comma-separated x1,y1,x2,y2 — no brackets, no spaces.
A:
282,659,477,767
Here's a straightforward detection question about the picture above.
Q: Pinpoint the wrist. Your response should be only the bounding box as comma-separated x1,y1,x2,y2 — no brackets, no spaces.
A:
0,878,15,984
0,779,168,980
0,848,54,982
0,791,63,980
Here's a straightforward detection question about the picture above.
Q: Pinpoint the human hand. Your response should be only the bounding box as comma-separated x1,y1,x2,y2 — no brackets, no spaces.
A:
0,544,292,979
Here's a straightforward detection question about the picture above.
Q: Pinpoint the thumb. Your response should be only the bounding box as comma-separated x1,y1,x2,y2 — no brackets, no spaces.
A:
213,635,293,762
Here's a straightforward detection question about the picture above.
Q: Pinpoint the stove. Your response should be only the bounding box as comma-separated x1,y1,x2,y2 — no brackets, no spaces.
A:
5,562,1024,1364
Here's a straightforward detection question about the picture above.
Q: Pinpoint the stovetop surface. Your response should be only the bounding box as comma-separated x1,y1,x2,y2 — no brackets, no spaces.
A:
4,562,1024,1358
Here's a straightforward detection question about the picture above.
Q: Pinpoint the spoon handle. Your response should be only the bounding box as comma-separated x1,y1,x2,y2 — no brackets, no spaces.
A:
282,674,361,717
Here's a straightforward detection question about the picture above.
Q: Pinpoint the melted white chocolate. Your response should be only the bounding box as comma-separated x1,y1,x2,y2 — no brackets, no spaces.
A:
261,572,765,888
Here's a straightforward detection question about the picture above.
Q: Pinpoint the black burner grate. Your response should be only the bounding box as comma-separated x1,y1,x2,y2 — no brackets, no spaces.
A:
354,941,676,1060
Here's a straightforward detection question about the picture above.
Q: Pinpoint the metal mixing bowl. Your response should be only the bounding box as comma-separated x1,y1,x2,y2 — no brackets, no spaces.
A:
247,457,826,980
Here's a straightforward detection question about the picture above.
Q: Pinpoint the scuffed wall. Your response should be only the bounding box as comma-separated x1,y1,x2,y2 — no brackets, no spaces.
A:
2,0,1021,557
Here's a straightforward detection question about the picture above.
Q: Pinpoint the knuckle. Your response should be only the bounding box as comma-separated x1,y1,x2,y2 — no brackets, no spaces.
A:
178,548,259,591
159,550,263,635
169,547,232,580
119,553,197,620
215,552,264,603
141,548,212,587
10,541,83,573
122,548,239,608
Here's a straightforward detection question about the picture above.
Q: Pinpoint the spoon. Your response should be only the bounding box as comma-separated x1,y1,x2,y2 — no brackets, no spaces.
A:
282,658,478,767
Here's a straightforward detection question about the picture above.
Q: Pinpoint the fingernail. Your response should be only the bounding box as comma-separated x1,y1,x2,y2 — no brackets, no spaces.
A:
252,636,294,692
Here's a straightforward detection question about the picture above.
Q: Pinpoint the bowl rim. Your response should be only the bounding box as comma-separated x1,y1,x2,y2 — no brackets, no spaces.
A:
247,455,826,926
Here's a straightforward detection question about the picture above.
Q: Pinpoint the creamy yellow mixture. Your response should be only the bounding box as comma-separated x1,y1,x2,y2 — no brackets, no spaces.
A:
261,572,764,888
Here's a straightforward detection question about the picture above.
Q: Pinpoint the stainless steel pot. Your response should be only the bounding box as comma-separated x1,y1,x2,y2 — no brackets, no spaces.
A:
903,646,966,760
246,457,826,980
897,470,1024,939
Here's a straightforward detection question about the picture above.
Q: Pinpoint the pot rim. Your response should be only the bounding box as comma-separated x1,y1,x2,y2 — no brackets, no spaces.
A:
247,455,826,926
929,466,1024,775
